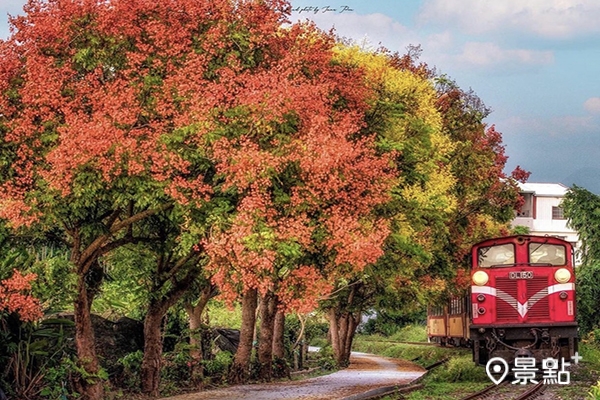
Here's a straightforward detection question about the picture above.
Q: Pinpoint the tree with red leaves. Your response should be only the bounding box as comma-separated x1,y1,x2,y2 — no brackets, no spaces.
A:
0,0,395,395
202,27,394,384
434,78,530,262
0,269,42,323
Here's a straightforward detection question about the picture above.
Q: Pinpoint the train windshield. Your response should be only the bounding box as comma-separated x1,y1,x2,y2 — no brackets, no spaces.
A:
477,244,515,268
529,243,566,265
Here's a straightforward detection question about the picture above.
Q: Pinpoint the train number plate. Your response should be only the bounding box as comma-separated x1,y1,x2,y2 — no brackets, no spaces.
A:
509,271,534,279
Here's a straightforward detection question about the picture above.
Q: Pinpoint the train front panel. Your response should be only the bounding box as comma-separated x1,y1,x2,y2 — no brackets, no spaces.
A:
468,235,578,365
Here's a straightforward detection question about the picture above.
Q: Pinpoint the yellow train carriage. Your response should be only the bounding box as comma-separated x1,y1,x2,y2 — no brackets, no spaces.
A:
427,296,470,346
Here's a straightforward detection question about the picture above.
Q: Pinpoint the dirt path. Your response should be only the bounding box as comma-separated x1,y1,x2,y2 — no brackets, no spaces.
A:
161,352,426,400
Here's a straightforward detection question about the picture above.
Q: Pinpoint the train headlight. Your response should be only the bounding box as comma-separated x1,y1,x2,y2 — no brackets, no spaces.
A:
477,294,486,302
555,268,571,283
559,291,568,300
472,271,489,286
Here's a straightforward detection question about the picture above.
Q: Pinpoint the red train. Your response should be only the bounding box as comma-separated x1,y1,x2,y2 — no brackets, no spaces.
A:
427,235,578,365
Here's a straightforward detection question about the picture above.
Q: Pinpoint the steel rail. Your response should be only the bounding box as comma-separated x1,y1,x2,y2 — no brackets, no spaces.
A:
460,380,545,400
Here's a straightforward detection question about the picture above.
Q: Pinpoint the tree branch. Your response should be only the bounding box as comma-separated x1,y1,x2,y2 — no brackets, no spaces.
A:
78,202,174,275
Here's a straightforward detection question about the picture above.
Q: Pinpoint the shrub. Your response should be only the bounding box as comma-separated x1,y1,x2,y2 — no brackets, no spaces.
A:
117,350,144,391
589,381,600,400
203,351,233,381
39,356,78,399
313,345,336,371
576,262,600,334
429,355,487,383
161,344,192,385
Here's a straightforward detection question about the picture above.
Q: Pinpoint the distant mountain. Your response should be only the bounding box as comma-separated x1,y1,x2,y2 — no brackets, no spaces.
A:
563,168,600,194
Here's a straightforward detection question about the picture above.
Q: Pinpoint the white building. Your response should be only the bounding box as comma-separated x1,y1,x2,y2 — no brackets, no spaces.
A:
512,182,580,250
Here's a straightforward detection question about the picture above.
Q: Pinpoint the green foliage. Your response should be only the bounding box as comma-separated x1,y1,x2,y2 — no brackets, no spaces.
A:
117,350,144,391
582,341,600,400
389,324,428,342
360,317,398,337
39,356,78,399
203,351,233,380
427,355,487,383
360,311,426,337
206,300,243,329
511,225,530,235
563,185,600,265
0,242,74,314
285,313,329,347
161,343,193,386
561,186,600,335
352,336,463,369
29,253,75,313
589,382,600,400
581,334,600,364
0,318,75,399
576,262,600,333
314,346,337,371
92,246,153,320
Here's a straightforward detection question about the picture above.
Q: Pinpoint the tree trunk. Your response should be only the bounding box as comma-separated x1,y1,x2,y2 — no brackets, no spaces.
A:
272,310,289,378
228,287,258,384
73,274,103,400
185,284,214,385
257,292,277,381
344,312,359,361
272,310,285,359
67,205,173,399
292,314,307,371
327,307,360,368
141,306,165,397
140,261,200,396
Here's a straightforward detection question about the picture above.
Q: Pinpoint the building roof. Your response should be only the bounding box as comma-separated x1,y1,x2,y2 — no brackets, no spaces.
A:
518,182,569,197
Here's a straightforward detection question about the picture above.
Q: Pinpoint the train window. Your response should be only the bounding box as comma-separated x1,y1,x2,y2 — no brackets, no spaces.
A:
529,243,566,265
477,244,515,267
430,305,444,316
449,297,464,314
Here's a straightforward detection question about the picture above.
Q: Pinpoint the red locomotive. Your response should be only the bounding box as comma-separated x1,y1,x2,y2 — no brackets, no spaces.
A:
427,235,578,365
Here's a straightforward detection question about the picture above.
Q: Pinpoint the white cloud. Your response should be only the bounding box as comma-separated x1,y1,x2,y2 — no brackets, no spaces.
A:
455,42,554,68
291,11,414,50
290,11,553,74
418,0,600,39
502,114,598,136
423,31,454,52
584,97,600,114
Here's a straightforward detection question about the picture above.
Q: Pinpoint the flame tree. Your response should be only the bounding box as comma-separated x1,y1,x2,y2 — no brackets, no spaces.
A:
317,45,527,366
0,0,396,395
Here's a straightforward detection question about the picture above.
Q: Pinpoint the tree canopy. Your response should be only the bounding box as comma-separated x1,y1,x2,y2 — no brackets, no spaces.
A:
0,0,529,397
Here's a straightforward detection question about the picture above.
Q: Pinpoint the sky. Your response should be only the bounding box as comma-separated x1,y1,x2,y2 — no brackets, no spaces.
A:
1,1,600,192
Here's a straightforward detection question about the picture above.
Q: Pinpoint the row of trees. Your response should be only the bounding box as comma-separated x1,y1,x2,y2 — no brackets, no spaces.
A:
562,186,600,333
0,0,527,399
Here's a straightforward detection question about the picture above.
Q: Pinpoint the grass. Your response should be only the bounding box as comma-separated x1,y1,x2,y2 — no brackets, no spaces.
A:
359,335,600,400
353,325,466,369
389,324,430,342
562,341,600,400
402,354,490,400
353,328,492,399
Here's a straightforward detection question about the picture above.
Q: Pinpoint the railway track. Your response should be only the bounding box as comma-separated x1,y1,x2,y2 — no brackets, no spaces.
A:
461,380,545,400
